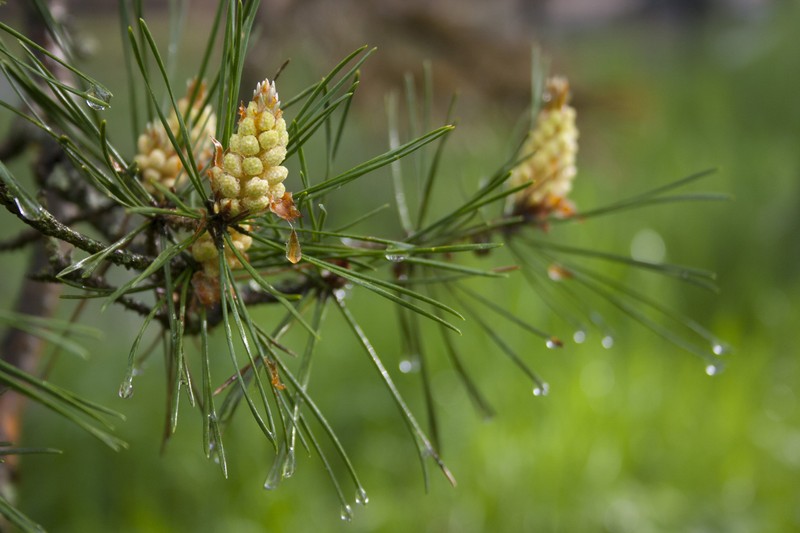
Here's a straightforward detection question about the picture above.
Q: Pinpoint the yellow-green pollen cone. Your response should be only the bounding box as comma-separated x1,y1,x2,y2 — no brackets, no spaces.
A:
509,76,579,219
209,79,289,218
191,225,253,275
135,80,216,195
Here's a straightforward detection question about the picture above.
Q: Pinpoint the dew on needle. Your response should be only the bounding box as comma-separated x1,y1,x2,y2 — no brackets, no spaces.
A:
546,337,563,349
533,383,550,397
118,377,134,399
340,504,354,522
399,357,419,374
85,84,111,110
282,447,296,479
355,487,369,506
712,343,729,356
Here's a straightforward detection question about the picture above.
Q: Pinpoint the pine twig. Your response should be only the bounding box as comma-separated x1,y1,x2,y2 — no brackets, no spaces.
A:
0,182,154,270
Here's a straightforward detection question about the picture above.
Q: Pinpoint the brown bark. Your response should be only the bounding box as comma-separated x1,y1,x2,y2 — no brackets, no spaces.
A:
0,0,70,500
0,242,63,491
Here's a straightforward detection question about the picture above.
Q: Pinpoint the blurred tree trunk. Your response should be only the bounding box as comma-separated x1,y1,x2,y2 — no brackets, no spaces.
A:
0,0,70,501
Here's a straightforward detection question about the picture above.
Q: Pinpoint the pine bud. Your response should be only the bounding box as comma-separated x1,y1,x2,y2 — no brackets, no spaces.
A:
191,225,253,275
135,80,216,196
509,76,579,220
207,79,290,217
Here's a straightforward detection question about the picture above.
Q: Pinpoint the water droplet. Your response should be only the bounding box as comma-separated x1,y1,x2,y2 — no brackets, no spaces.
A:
545,337,563,349
532,383,550,397
399,357,419,374
340,504,354,522
118,377,134,399
264,454,283,490
333,288,348,301
13,197,46,221
712,343,729,356
573,330,586,344
705,364,721,376
384,254,407,263
282,447,296,478
85,84,111,110
601,336,614,349
264,473,280,490
630,227,666,263
286,228,301,264
355,487,369,506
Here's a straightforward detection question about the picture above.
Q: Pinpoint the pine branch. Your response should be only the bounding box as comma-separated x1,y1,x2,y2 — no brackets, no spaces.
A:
0,203,118,251
0,181,153,270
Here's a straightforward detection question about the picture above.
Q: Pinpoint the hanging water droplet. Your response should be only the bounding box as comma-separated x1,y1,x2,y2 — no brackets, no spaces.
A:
399,356,419,374
601,336,614,349
264,473,280,490
705,364,721,376
545,337,563,349
85,84,111,110
208,438,220,464
384,254,407,263
573,330,586,344
118,377,134,399
333,288,348,301
712,343,729,356
340,504,354,522
286,228,301,264
532,383,550,397
264,455,283,490
282,447,296,479
355,487,369,506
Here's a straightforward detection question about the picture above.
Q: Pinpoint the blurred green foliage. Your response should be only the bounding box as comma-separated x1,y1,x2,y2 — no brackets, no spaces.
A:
4,3,799,532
